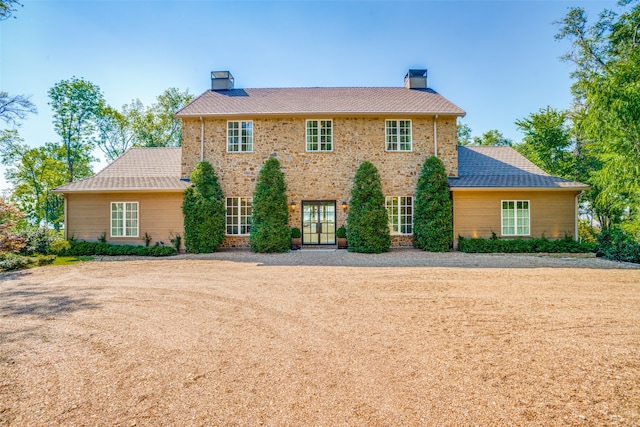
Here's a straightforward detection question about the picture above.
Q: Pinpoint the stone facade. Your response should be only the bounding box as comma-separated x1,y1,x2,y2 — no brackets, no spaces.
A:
181,115,458,247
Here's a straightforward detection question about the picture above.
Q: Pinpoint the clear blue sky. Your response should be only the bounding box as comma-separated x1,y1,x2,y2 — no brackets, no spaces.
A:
0,0,614,190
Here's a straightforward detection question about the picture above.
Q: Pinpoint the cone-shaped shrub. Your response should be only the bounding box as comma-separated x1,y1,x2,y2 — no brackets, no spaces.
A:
250,157,290,253
346,161,390,253
182,161,225,253
413,156,453,251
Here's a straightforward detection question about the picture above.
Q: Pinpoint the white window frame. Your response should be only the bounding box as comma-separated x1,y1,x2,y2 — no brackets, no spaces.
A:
385,119,412,152
226,197,253,235
386,196,413,235
227,120,253,152
306,119,333,152
501,200,530,236
110,202,139,238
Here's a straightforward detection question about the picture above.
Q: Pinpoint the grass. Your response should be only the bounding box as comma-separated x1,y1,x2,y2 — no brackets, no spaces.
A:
50,256,94,266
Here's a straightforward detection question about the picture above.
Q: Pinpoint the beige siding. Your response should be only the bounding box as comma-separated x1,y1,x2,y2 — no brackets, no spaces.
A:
65,192,184,247
181,115,458,247
453,190,578,243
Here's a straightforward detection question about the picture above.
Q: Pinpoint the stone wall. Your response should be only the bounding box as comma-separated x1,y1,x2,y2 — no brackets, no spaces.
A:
181,115,458,247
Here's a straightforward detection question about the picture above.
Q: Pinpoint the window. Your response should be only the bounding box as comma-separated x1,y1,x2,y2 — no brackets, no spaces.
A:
502,200,530,236
385,120,412,151
386,196,413,234
111,202,138,237
227,121,253,152
306,120,333,151
226,197,252,235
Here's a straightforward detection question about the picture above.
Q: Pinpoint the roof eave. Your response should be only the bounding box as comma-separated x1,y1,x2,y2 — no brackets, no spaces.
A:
175,111,466,119
448,186,589,192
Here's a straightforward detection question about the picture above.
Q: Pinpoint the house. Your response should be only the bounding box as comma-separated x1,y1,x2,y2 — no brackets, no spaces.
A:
54,69,588,249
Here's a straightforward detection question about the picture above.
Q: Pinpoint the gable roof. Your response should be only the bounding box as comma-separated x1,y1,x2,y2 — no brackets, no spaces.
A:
54,147,189,193
449,146,589,190
175,87,465,118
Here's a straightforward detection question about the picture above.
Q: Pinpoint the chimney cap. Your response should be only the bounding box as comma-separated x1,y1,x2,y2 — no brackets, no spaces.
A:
404,69,427,89
211,70,234,91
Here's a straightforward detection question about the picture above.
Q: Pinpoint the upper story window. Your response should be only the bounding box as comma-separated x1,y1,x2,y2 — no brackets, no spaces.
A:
386,196,413,235
306,120,333,151
227,121,253,152
385,120,412,151
502,200,530,236
111,202,138,237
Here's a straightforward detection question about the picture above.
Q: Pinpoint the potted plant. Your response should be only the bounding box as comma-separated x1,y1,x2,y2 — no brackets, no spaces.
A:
291,227,302,250
336,225,347,249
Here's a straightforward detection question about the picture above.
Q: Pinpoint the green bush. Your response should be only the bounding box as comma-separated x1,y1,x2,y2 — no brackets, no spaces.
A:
596,227,640,263
0,253,30,270
413,156,453,252
250,157,291,253
182,161,225,253
290,227,301,239
336,225,347,239
346,161,390,253
15,227,66,255
458,235,597,254
53,240,177,257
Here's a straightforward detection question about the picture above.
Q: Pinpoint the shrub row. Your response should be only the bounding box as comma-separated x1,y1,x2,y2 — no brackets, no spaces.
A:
458,235,596,254
0,253,56,271
596,228,640,263
54,241,177,257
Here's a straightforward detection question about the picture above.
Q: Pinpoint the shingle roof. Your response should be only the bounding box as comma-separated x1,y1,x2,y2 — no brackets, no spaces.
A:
175,87,466,117
54,148,189,192
449,146,589,190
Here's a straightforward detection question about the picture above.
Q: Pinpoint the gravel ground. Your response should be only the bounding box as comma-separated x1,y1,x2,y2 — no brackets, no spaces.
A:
1,250,639,426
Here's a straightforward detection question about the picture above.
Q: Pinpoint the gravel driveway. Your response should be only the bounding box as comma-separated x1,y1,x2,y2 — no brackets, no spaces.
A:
1,250,639,426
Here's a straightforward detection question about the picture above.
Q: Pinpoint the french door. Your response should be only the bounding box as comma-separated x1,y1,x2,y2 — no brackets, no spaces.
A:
302,201,336,245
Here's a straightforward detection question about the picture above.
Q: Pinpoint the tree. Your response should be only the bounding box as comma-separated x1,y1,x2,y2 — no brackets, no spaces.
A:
249,157,290,253
129,88,193,147
346,161,390,253
182,161,225,253
472,129,513,146
0,198,25,254
556,1,640,235
0,138,67,229
413,156,453,251
0,91,36,127
95,106,134,161
48,77,104,182
0,0,22,20
515,107,575,178
457,122,473,146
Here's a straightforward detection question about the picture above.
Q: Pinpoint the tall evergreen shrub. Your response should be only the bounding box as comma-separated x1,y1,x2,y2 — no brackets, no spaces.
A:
250,157,290,253
346,161,390,253
413,156,453,251
182,161,225,253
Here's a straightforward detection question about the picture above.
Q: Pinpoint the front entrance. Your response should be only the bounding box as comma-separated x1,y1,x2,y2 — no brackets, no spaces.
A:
302,201,336,245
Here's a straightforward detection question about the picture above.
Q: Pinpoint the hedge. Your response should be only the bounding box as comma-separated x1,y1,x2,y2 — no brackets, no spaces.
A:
458,235,596,254
53,241,177,257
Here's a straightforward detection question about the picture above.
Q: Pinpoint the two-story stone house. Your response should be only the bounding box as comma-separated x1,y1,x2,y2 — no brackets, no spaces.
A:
55,70,588,249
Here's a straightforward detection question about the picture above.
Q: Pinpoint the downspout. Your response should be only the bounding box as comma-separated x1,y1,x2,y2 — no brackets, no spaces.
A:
575,192,580,241
63,194,68,240
199,116,204,162
433,115,438,157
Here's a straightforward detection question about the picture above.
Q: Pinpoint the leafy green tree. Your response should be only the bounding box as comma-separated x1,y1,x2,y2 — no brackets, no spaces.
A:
413,156,453,251
515,107,575,178
346,161,390,253
556,1,640,235
0,138,67,229
182,161,225,253
95,106,133,161
457,122,473,146
48,77,104,182
472,129,513,146
249,157,290,253
129,88,193,147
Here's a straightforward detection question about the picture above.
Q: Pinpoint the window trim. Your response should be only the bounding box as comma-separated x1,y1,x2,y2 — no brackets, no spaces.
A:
226,197,253,236
501,200,530,236
305,119,334,152
385,119,413,152
385,196,414,235
226,120,254,153
110,201,139,238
